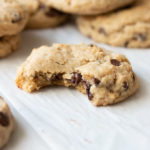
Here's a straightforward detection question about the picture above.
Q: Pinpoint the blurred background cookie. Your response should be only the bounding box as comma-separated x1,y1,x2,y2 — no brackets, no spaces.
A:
45,0,136,15
19,0,68,29
0,97,15,149
0,0,28,37
77,0,150,48
0,35,20,58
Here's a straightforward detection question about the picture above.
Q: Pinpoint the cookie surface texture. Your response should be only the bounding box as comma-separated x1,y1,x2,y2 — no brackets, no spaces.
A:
22,0,68,29
77,0,150,48
0,34,20,58
45,0,135,15
0,0,28,37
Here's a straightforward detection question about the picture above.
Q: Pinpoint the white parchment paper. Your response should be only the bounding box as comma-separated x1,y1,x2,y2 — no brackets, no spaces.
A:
0,24,150,150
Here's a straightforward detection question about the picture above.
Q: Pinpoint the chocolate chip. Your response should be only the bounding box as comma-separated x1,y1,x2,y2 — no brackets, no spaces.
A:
0,112,9,127
98,28,106,35
124,41,129,47
71,72,82,86
123,82,129,91
132,74,135,82
88,92,93,100
45,8,63,17
85,82,93,100
51,74,63,81
93,78,100,86
38,3,46,9
133,34,146,41
12,13,22,23
0,37,3,41
89,44,94,47
111,59,121,66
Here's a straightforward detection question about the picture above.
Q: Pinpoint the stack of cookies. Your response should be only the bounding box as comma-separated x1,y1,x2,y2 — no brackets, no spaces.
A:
0,0,28,58
0,0,69,58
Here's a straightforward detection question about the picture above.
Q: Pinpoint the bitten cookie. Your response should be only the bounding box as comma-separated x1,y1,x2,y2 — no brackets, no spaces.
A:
0,34,20,58
45,0,135,15
77,0,150,48
0,0,28,37
20,0,68,29
0,97,15,149
16,44,138,106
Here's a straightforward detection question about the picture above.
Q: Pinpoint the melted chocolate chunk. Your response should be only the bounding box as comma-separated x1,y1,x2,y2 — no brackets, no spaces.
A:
0,112,9,127
133,34,146,41
71,72,82,86
99,28,106,35
45,8,63,17
124,41,129,47
12,13,22,23
85,81,93,100
93,78,100,86
123,82,129,91
0,37,3,41
111,59,121,66
51,74,63,81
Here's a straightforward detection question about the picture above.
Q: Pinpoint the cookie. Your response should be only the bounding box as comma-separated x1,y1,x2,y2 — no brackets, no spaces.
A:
0,34,20,58
17,0,39,14
0,97,15,149
16,44,138,106
19,0,68,29
77,0,150,48
27,4,68,29
0,0,28,37
45,0,135,15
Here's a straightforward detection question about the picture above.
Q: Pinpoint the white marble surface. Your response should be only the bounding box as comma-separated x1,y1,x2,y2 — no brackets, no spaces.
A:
0,23,150,150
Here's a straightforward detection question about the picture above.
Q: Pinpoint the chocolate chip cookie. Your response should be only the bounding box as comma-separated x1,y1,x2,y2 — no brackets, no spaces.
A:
20,0,68,29
0,0,28,37
0,97,15,149
45,0,135,15
0,34,20,58
16,44,138,106
77,0,150,48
